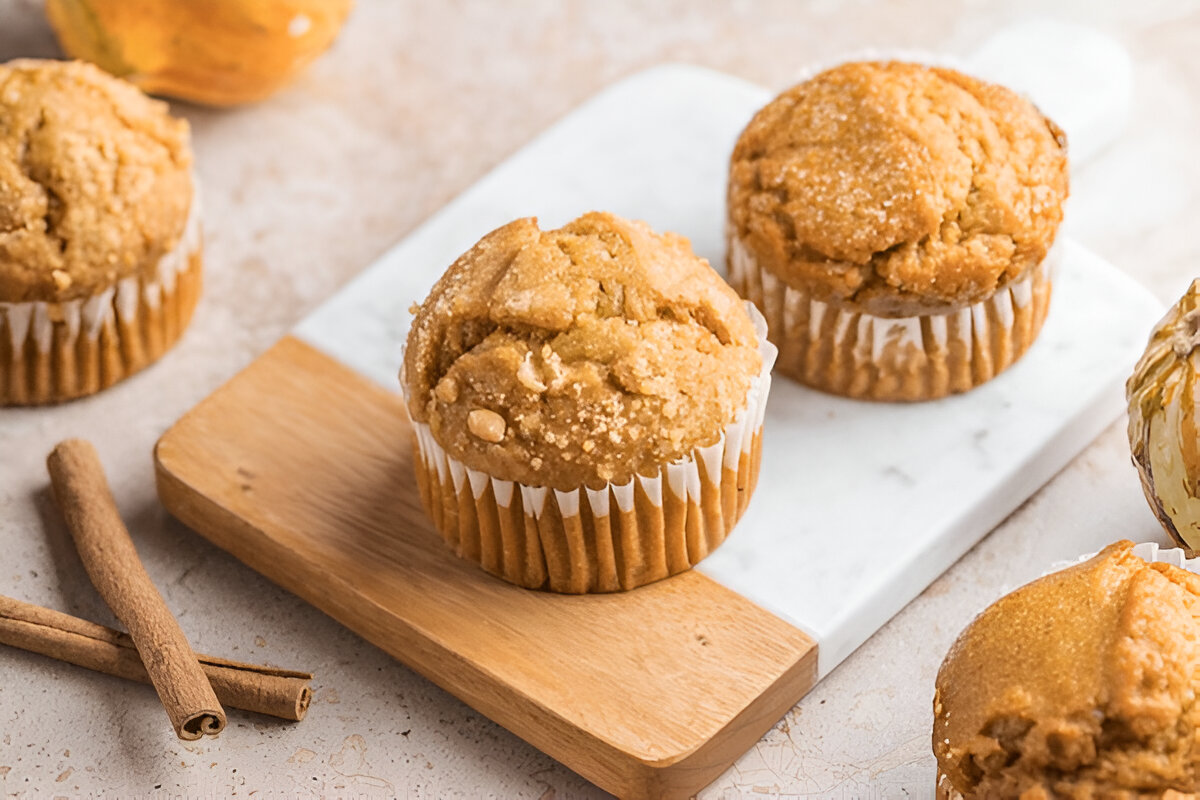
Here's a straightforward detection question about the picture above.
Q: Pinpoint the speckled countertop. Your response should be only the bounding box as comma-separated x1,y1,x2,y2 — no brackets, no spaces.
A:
1,1,1198,797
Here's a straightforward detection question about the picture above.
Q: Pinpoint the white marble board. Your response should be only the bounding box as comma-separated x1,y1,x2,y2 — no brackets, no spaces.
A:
294,24,1163,677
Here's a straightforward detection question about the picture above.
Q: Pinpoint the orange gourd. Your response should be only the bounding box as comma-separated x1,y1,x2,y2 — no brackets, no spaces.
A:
45,0,353,106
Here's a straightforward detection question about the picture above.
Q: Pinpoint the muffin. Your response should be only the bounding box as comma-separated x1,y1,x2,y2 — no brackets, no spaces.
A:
727,61,1068,401
0,59,201,405
402,212,775,593
934,541,1200,798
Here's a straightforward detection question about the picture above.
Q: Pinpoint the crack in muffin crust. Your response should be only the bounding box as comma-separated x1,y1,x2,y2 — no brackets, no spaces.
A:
403,212,764,491
0,59,193,304
934,542,1200,798
728,60,1068,317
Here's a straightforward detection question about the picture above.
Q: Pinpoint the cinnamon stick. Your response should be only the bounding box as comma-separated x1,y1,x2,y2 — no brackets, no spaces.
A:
47,439,226,740
0,595,312,721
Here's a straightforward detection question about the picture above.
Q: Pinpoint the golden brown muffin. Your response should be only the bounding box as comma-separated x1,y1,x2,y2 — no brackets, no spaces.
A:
402,212,773,593
0,59,201,405
728,60,1068,401
405,213,762,490
934,541,1200,799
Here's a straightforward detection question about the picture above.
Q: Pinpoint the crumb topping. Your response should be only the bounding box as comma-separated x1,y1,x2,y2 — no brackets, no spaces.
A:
403,212,763,491
0,59,193,303
728,61,1068,316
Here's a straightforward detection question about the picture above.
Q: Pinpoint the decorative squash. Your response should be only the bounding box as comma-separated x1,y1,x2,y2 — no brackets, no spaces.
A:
44,0,353,106
1127,278,1200,549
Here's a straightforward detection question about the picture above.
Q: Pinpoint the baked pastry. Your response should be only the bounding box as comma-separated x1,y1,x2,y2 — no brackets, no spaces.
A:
0,59,201,405
1127,278,1200,550
727,60,1068,401
934,541,1200,798
402,212,774,593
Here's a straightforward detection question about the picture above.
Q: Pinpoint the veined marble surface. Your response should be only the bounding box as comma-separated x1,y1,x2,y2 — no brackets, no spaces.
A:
293,63,1162,679
1,2,1198,798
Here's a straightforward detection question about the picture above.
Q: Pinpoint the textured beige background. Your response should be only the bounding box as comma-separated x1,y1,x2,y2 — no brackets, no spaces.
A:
1,1,1198,797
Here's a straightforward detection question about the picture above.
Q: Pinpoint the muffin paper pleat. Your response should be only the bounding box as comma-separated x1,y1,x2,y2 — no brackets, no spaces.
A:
0,197,202,405
407,302,777,593
729,235,1058,402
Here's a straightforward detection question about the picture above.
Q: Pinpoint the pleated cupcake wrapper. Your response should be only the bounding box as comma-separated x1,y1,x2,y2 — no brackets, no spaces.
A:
729,234,1059,401
0,195,203,405
732,48,1067,403
407,301,777,593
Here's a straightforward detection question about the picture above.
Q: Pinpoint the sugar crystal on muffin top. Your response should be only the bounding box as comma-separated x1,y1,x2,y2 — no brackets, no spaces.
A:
403,212,763,491
728,61,1068,316
0,59,193,304
935,541,1200,798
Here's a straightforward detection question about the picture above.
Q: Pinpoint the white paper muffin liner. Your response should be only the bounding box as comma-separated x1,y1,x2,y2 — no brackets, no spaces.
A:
728,234,1059,401
729,49,1065,403
0,194,202,405
406,302,777,593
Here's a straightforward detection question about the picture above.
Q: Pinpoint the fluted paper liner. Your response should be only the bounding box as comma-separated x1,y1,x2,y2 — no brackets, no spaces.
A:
730,48,1064,402
729,234,1058,401
936,541,1198,800
0,196,202,405
407,302,776,593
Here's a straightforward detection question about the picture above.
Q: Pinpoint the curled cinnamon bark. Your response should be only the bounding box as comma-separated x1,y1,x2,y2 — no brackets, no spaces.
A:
0,594,312,721
47,439,226,740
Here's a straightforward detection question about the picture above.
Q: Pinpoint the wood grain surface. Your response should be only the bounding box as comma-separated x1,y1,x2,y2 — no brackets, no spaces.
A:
3,2,1196,796
154,335,817,799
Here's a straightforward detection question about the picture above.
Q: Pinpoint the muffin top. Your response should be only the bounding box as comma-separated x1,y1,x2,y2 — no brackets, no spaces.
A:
934,541,1200,798
0,59,193,303
729,61,1068,316
403,212,763,491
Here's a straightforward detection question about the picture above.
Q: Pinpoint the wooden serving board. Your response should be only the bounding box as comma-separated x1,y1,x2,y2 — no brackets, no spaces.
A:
155,336,816,798
156,24,1161,799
